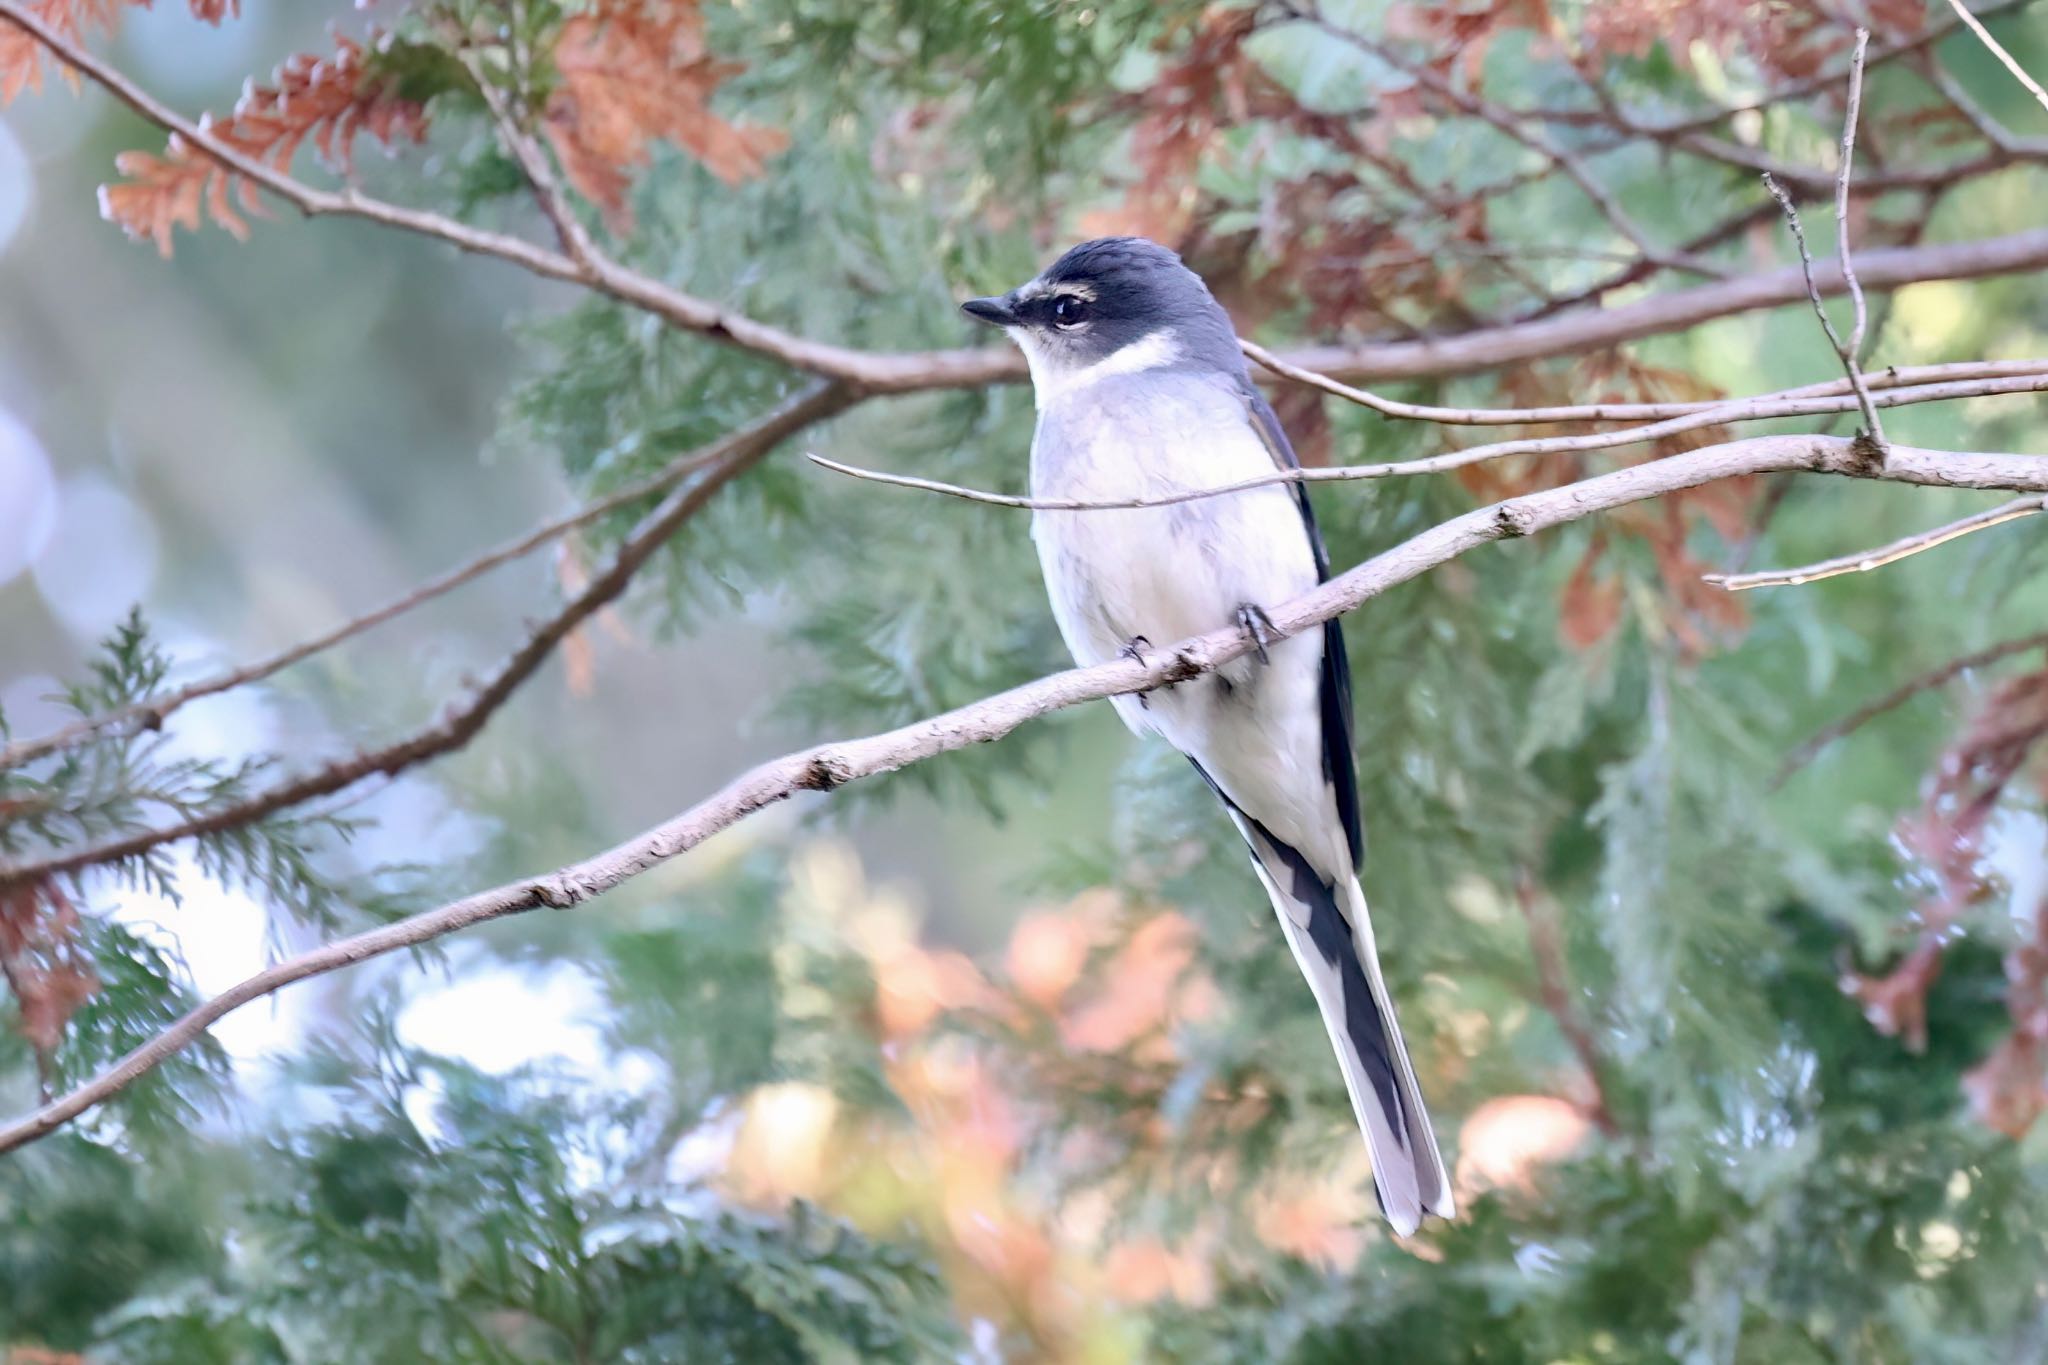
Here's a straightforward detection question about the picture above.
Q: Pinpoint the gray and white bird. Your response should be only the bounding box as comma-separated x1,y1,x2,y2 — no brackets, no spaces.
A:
963,237,1451,1234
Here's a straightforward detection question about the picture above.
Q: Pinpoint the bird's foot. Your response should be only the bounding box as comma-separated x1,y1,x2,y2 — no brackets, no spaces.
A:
1121,635,1155,708
1235,603,1276,665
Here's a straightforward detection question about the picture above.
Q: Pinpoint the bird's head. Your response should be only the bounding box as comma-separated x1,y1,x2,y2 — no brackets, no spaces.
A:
961,237,1241,402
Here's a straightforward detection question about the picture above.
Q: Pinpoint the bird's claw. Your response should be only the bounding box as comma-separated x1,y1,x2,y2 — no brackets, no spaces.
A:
1236,603,1276,665
1121,635,1155,707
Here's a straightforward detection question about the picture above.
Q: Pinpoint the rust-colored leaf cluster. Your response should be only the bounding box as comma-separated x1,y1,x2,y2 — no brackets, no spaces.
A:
718,854,1391,1352
1581,0,1910,81
1078,8,1249,245
542,0,787,233
1455,355,1754,655
0,0,238,104
1963,915,2047,1136
1385,0,1553,84
100,35,428,256
1853,666,2048,1131
1585,0,1927,78
1902,667,2048,930
0,878,97,1066
1090,8,1499,340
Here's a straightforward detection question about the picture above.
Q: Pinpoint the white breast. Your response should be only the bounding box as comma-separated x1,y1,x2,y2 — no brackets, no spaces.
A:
1027,371,1344,875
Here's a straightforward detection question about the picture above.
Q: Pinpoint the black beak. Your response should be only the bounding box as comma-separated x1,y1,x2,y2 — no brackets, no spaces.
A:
961,295,1018,328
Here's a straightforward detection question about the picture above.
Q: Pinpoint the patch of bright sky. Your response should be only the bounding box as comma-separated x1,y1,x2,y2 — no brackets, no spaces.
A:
0,407,56,585
1986,807,2048,927
66,626,640,1120
34,474,160,637
0,118,30,257
109,853,304,1065
119,3,269,97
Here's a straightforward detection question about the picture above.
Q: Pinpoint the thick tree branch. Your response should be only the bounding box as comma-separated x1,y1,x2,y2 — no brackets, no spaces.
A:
1705,495,2048,590
0,384,854,891
6,433,2047,1152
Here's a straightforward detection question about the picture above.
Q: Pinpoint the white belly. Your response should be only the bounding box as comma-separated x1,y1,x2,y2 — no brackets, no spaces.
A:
1028,374,1347,877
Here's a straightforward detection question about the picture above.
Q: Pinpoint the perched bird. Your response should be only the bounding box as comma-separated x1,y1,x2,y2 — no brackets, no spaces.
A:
963,237,1451,1234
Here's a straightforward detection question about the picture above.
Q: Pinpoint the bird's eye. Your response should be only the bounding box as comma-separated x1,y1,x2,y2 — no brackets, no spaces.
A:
1051,295,1090,328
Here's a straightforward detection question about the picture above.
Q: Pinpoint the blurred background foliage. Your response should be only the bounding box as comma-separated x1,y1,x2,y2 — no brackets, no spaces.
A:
3,0,2048,1360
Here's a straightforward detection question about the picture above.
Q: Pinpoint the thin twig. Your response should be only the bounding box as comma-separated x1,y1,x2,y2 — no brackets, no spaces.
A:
1244,344,2048,426
0,433,743,772
1513,870,1617,1137
807,369,2048,512
8,432,2048,1151
1836,30,1882,445
1778,630,2048,783
0,385,854,892
1299,6,1732,280
1510,0,2033,139
457,47,601,271
1513,199,1786,322
1914,50,2041,154
1705,495,2047,590
1764,171,1887,450
1947,0,2048,117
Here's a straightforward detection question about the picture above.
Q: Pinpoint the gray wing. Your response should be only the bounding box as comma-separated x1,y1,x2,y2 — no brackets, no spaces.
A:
1238,378,1364,871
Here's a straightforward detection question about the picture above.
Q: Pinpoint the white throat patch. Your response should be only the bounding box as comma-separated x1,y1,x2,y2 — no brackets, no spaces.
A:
1013,328,1183,409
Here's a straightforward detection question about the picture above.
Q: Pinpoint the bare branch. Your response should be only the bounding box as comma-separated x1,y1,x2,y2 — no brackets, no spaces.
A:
1914,49,2045,154
1836,30,1881,442
0,384,854,892
1245,343,2048,426
1514,199,1786,321
1705,495,2047,590
1779,629,2048,783
10,432,2048,1151
1947,0,2048,117
809,370,2048,511
1764,171,1887,449
458,48,600,272
1514,870,1617,1137
0,425,751,772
